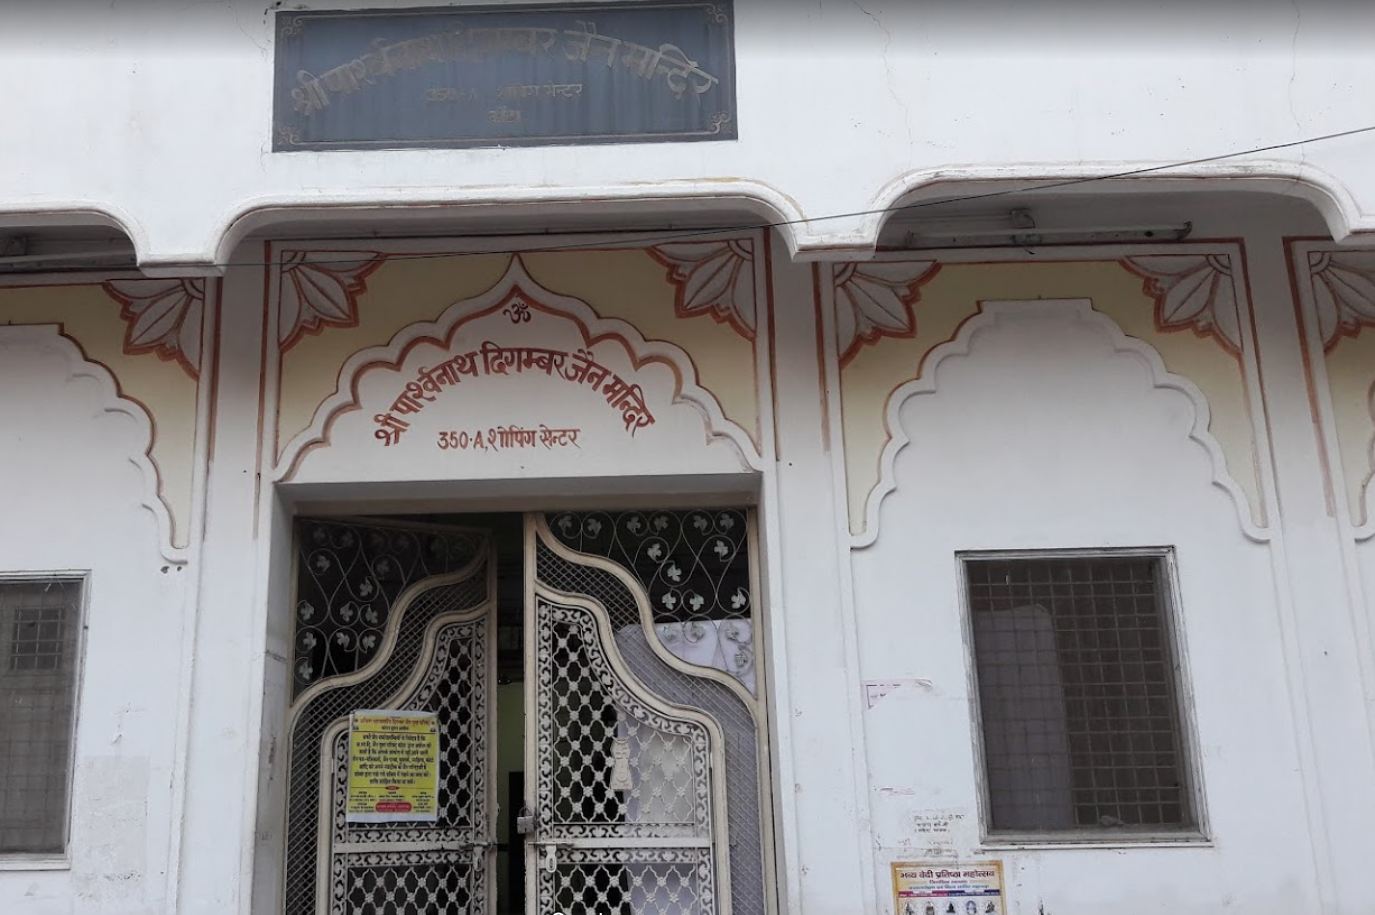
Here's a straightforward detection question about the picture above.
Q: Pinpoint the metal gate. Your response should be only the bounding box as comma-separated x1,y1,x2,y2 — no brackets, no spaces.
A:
283,520,496,915
526,512,771,915
281,512,772,915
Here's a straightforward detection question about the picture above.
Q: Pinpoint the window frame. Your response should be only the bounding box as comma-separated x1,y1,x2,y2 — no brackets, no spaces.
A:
0,570,89,868
956,547,1210,848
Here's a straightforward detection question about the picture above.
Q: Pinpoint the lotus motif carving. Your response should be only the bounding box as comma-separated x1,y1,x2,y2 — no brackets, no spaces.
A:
1123,254,1242,355
1308,250,1375,351
278,250,386,350
650,240,756,339
832,260,939,366
104,278,206,377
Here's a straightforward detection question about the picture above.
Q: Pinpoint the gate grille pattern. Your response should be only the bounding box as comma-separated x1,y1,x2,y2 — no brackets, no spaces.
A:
536,539,766,915
343,855,471,915
535,598,717,915
546,511,751,627
285,572,488,915
326,619,488,913
547,848,714,915
293,519,484,695
547,511,756,693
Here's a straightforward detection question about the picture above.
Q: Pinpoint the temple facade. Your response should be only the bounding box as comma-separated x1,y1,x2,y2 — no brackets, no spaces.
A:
2,3,1374,914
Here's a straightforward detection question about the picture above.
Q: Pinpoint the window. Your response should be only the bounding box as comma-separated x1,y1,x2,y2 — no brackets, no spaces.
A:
0,577,84,855
962,551,1197,838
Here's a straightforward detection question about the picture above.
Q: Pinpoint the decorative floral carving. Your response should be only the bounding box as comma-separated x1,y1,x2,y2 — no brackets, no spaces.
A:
1308,250,1375,351
1123,254,1242,356
833,260,939,366
649,240,756,339
103,278,206,378
277,250,386,351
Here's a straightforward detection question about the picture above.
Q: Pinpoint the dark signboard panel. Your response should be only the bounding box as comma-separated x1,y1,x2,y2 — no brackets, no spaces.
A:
272,2,736,151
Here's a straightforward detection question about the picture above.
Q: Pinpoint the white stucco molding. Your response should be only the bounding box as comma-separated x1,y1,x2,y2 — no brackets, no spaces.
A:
862,160,1369,254
8,160,1370,272
850,298,1268,549
274,255,764,480
211,183,803,273
0,324,186,565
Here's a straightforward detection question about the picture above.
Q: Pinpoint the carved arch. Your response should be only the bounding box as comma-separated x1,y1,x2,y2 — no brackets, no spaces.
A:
0,325,185,564
851,299,1268,548
275,255,764,480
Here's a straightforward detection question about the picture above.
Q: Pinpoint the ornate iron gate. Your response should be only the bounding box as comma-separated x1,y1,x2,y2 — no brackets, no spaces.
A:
282,512,772,915
527,512,772,915
283,520,495,915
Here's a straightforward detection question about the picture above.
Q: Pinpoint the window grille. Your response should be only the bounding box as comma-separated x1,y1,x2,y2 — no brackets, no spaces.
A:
0,577,83,854
963,552,1196,835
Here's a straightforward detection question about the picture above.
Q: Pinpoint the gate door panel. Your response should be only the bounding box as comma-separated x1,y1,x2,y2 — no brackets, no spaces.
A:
528,512,772,915
284,520,495,915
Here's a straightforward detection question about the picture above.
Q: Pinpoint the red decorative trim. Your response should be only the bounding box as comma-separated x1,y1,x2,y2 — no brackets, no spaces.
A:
649,240,757,340
103,278,206,379
276,250,387,352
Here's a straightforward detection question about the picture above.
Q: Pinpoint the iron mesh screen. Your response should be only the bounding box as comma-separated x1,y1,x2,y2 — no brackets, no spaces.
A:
965,554,1195,834
0,578,82,854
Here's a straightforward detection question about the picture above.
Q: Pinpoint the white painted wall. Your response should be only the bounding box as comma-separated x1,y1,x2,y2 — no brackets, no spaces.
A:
1,0,1374,268
852,299,1316,912
2,194,1374,915
0,331,193,915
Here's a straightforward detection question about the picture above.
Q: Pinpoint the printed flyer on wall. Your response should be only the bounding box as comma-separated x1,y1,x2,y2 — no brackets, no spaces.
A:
345,709,441,823
891,861,1004,915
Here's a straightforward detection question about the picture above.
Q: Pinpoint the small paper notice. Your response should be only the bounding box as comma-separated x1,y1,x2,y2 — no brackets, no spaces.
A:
346,709,441,824
891,860,1004,915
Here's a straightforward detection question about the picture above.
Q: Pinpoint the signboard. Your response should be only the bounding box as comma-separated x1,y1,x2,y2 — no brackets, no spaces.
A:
273,2,737,150
346,710,441,823
891,861,1005,915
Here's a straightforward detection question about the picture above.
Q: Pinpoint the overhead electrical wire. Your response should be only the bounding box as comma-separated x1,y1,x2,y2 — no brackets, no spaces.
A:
8,123,1375,271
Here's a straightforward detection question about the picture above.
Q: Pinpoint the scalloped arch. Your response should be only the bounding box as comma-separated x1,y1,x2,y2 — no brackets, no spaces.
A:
851,298,1268,548
0,324,185,564
275,255,763,480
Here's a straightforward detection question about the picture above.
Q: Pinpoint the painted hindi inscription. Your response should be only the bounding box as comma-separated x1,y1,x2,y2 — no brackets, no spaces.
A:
372,328,655,448
274,3,736,150
437,425,581,452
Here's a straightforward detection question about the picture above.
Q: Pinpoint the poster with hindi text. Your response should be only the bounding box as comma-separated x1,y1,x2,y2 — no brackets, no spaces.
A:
346,709,441,823
891,861,1004,915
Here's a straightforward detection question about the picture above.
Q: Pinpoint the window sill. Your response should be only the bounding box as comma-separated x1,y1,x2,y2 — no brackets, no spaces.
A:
981,833,1211,851
0,855,70,871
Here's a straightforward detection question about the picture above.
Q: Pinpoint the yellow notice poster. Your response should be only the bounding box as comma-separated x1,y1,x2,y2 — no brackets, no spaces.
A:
346,709,441,823
892,861,1004,915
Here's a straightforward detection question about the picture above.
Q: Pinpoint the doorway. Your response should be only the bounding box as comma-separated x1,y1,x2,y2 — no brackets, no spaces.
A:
280,509,772,915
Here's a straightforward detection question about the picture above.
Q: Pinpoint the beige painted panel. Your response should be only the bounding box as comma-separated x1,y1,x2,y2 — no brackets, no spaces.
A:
277,248,758,459
840,261,1261,535
521,250,758,449
0,284,197,546
1324,332,1375,522
277,253,511,456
